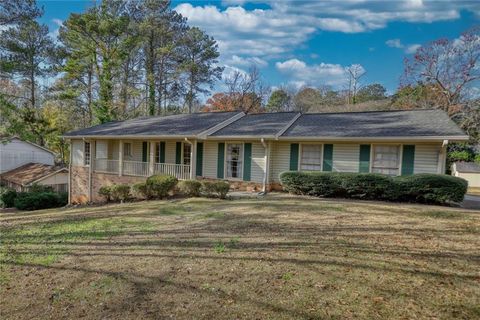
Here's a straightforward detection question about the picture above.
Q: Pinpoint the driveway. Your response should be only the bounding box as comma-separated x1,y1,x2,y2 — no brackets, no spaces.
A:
462,194,480,209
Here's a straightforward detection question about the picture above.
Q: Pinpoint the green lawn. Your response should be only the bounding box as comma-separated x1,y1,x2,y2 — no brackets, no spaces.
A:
1,196,479,319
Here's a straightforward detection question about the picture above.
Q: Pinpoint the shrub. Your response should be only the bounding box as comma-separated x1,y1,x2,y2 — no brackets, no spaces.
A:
393,174,468,204
14,192,65,211
110,184,131,202
132,182,149,199
0,188,17,208
98,186,112,202
146,174,177,199
475,154,480,164
201,181,230,199
280,171,468,205
177,180,202,197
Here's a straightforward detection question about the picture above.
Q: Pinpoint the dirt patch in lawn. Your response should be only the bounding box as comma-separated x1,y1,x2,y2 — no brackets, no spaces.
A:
1,197,480,319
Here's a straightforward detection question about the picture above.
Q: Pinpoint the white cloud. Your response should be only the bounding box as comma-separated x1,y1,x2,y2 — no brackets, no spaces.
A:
52,18,63,27
386,39,404,48
276,58,355,88
225,55,268,68
405,44,421,54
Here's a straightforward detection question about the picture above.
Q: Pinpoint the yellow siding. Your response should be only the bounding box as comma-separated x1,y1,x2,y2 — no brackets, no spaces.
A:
332,144,360,172
270,142,291,182
203,141,218,178
71,139,84,166
414,144,440,174
165,141,177,163
251,142,266,183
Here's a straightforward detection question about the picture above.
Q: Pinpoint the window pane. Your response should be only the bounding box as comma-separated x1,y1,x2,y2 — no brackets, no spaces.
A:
300,144,322,171
84,142,90,166
183,144,191,165
372,145,399,175
123,143,132,157
226,144,243,178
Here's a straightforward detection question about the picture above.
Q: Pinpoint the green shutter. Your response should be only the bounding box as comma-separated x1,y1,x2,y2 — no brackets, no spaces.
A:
175,142,182,164
401,145,415,175
159,142,165,163
196,142,203,176
359,144,371,173
217,143,225,179
323,144,333,172
142,141,148,162
289,144,299,171
243,143,252,181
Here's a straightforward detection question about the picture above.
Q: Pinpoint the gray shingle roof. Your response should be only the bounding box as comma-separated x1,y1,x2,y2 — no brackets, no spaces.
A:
454,162,480,173
282,109,466,138
65,112,241,137
211,112,298,137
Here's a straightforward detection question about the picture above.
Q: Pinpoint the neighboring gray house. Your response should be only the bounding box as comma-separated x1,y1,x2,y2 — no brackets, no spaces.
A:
0,136,55,173
64,109,468,204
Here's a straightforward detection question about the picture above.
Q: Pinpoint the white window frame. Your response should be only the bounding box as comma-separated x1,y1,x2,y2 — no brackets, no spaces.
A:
182,142,192,166
299,143,323,172
123,142,132,158
225,142,244,180
84,141,91,166
371,144,402,176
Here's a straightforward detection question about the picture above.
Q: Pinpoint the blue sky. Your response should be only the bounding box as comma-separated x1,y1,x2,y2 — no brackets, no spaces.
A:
39,0,480,93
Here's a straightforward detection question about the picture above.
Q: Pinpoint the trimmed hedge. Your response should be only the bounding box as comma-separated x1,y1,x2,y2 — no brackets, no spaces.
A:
14,192,67,211
146,174,178,199
177,180,202,197
201,181,230,199
280,171,468,205
0,188,17,208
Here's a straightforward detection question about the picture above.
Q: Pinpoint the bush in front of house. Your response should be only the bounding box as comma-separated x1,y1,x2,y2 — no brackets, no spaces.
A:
393,174,468,204
177,180,202,197
28,183,54,193
146,174,178,199
0,188,17,208
201,181,230,199
98,184,131,202
132,182,149,199
280,171,468,205
14,191,67,211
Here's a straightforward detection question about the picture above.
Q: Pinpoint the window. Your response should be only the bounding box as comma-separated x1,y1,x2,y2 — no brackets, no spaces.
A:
123,142,132,157
372,145,400,175
183,143,191,166
226,143,243,179
300,144,322,171
84,142,91,166
155,143,160,163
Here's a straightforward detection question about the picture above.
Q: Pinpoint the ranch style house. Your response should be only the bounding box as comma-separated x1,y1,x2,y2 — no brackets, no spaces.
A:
64,109,468,204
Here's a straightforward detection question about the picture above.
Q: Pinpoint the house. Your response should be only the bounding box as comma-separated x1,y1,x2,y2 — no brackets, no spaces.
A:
451,162,480,188
0,136,55,173
0,163,69,193
64,109,468,204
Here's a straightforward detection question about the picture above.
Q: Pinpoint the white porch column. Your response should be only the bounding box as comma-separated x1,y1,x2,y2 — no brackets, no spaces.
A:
149,141,155,176
190,140,197,180
437,140,448,174
118,140,123,176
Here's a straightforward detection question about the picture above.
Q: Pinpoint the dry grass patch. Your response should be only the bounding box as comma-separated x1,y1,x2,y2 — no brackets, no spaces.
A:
1,196,479,319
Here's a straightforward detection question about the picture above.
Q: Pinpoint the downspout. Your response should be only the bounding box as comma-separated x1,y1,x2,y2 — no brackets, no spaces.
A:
260,138,270,194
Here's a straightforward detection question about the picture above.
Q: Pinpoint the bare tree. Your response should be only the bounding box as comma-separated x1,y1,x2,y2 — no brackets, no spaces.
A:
345,64,366,105
224,65,269,113
402,26,480,114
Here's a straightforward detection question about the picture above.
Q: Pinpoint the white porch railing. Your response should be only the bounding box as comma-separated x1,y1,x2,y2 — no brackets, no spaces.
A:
123,160,149,177
94,159,119,174
154,163,191,180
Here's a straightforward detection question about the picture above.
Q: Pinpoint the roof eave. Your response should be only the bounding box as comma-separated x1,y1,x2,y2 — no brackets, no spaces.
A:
277,135,470,142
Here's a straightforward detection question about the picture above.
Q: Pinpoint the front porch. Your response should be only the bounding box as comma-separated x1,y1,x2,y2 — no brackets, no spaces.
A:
89,139,196,180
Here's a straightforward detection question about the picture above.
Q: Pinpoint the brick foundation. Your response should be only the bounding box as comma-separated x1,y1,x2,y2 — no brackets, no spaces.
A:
70,167,285,204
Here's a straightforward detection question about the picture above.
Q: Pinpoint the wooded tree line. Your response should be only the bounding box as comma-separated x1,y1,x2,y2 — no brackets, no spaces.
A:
0,1,479,163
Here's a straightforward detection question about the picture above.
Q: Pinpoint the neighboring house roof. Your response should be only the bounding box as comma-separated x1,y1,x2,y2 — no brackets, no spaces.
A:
64,111,243,138
454,162,480,173
210,112,299,137
0,136,56,155
0,163,67,187
63,109,468,141
282,109,466,138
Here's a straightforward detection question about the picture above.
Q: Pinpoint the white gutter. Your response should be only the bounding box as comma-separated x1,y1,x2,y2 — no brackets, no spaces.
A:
276,135,469,142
